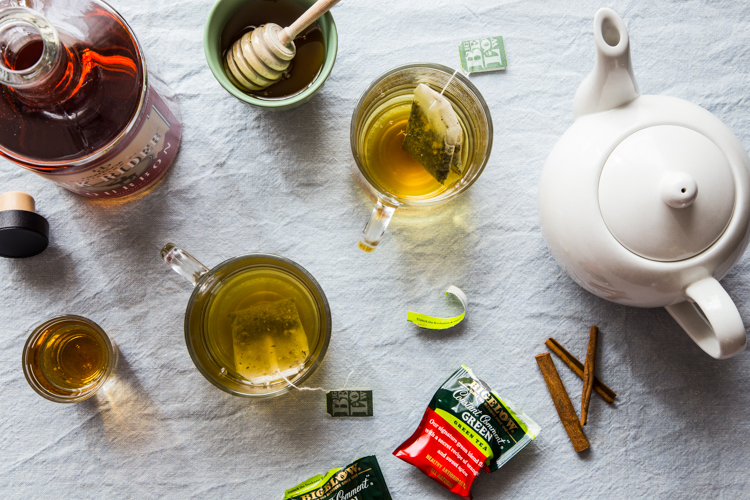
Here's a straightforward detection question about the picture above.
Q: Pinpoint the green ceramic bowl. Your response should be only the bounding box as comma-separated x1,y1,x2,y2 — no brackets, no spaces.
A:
204,0,338,110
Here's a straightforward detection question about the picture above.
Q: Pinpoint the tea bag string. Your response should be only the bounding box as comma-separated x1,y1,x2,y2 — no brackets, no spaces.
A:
278,369,354,392
441,68,459,96
428,68,460,112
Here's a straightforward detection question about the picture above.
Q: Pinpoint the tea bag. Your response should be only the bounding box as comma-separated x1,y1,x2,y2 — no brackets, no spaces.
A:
402,83,464,184
228,298,309,384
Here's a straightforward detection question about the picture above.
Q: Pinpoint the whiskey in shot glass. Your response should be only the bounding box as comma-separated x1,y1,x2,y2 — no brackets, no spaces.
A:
23,315,117,403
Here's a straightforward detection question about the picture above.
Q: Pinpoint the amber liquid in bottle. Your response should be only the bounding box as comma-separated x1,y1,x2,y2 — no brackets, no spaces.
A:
0,1,182,199
12,40,43,72
221,0,326,99
0,11,142,163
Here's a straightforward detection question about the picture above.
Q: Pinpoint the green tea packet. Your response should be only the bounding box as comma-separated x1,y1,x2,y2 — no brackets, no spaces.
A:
228,298,309,384
393,365,540,498
402,83,463,184
282,456,392,500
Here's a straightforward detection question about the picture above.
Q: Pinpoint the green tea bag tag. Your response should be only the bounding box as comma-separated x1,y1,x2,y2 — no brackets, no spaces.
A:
277,370,374,417
459,36,507,73
326,389,374,417
407,285,468,329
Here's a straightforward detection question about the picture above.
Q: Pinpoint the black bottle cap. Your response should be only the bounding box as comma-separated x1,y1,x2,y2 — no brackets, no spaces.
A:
0,192,49,258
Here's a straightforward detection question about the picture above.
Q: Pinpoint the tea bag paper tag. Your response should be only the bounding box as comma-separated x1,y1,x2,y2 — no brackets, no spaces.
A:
407,286,467,329
278,370,373,417
459,36,507,74
326,389,374,417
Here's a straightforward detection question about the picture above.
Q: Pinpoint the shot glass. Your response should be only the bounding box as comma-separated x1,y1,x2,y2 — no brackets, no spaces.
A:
23,315,118,403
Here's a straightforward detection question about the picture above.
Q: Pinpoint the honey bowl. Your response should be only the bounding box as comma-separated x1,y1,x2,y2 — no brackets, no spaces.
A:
204,0,338,110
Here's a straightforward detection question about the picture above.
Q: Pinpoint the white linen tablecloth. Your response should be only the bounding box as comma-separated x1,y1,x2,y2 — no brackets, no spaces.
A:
1,0,749,498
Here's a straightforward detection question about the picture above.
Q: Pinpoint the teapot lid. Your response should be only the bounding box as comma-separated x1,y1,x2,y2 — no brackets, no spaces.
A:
599,125,735,262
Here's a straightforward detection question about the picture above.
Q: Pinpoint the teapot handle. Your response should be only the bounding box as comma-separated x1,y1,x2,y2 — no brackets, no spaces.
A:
160,243,209,286
664,277,747,359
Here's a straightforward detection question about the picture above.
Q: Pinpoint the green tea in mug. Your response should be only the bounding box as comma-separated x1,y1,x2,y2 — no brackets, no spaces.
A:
361,91,469,198
162,244,331,397
202,267,321,384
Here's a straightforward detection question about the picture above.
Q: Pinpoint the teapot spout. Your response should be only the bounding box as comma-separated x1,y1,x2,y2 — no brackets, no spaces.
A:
574,8,639,117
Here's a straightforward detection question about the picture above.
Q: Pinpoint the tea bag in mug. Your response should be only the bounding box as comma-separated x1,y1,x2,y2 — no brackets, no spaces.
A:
402,83,464,183
229,298,310,383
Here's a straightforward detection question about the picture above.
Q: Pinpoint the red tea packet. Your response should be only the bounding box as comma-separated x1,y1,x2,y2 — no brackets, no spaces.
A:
393,365,540,498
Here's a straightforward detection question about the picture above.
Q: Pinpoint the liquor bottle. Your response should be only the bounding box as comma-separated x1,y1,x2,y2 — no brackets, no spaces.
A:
0,0,182,199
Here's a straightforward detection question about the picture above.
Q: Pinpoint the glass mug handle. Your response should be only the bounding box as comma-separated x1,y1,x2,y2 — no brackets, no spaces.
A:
358,198,396,252
160,243,209,285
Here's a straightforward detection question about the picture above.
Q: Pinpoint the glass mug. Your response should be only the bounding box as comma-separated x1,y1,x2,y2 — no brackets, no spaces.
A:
160,243,331,398
23,315,118,403
351,63,493,252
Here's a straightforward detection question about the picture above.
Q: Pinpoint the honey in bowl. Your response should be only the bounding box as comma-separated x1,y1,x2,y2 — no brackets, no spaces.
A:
221,0,326,99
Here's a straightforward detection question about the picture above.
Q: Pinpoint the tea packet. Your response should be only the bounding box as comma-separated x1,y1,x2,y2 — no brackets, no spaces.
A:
228,298,309,384
393,365,540,498
402,83,463,184
282,456,392,500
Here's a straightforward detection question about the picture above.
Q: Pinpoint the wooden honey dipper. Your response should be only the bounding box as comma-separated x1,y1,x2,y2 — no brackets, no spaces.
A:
225,0,341,92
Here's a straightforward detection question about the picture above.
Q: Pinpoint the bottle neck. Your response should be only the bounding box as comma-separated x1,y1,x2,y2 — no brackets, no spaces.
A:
0,6,63,90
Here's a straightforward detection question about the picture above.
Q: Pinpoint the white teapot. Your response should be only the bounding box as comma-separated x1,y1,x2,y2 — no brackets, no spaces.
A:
538,8,749,359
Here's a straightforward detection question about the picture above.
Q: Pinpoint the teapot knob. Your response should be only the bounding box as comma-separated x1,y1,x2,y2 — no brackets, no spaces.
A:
661,172,698,208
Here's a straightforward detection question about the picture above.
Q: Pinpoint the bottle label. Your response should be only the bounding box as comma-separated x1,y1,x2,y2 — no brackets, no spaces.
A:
32,89,180,199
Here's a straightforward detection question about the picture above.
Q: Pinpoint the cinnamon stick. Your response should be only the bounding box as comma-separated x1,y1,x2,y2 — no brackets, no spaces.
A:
580,326,598,425
535,353,590,452
545,338,616,403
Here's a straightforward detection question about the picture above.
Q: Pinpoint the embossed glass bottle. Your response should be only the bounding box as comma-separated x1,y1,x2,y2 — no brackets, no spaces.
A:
0,0,181,199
